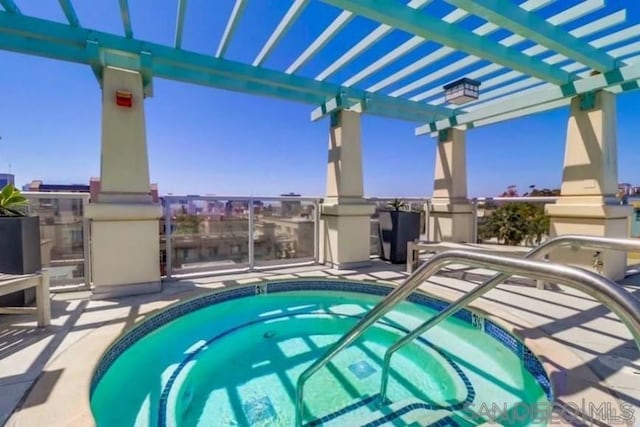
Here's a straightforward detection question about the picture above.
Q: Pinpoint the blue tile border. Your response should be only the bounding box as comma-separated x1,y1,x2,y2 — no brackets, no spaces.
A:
362,400,463,427
304,394,379,427
485,319,524,359
90,278,553,423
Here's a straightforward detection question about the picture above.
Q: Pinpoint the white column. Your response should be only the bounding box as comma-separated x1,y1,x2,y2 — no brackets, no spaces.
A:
429,128,475,242
85,66,163,298
546,91,632,280
320,110,375,268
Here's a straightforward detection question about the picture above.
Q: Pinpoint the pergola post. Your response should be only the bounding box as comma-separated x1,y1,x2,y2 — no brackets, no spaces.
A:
546,90,632,280
320,110,375,268
429,128,475,242
85,66,163,298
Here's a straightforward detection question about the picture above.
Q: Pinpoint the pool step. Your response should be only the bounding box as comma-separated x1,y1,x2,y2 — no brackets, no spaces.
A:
306,395,455,427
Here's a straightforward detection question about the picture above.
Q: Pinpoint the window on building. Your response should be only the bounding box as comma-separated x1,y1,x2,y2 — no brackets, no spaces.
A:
71,199,83,216
182,249,189,259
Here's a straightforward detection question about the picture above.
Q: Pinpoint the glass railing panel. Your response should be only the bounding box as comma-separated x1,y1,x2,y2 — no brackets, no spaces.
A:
164,197,251,275
632,214,640,238
253,199,317,265
23,192,89,288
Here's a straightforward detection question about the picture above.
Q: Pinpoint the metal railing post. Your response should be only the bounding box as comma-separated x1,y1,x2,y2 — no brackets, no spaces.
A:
378,234,640,401
248,198,255,271
82,196,92,288
294,241,640,426
164,199,173,279
314,199,320,264
472,198,478,243
425,199,431,241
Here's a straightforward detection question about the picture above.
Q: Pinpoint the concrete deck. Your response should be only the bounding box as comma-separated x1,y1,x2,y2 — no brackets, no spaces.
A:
1,259,639,426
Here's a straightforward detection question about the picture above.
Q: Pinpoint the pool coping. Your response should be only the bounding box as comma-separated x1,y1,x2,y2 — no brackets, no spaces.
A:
7,278,631,427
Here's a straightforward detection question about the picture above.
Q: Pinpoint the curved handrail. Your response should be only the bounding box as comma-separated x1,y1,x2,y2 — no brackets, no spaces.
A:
379,235,640,400
294,248,640,426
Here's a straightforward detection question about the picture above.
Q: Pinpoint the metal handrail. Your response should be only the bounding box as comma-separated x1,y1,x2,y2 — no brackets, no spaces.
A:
379,235,640,401
294,247,640,426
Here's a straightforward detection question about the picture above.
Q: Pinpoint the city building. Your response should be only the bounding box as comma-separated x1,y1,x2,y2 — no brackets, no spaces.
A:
261,216,314,259
23,178,159,202
279,193,303,217
23,180,90,193
0,172,15,188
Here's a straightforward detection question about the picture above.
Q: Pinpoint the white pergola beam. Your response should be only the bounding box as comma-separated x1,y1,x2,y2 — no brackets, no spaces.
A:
472,99,570,129
366,0,556,94
416,61,640,134
315,0,434,81
174,0,188,49
357,8,474,91
286,10,353,74
402,0,610,101
342,7,509,88
429,74,640,132
253,0,309,66
444,0,616,72
432,29,640,110
310,94,362,121
216,0,247,58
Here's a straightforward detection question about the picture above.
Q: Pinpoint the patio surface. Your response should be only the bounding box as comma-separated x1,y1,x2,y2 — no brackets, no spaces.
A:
1,257,639,426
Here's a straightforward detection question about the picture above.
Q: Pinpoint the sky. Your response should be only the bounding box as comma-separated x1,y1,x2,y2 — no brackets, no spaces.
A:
1,0,639,198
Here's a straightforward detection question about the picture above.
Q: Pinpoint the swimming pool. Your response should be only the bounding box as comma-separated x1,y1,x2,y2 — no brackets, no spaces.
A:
90,279,553,426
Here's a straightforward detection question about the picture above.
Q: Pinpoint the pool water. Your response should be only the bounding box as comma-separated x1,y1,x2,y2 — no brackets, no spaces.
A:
91,288,549,426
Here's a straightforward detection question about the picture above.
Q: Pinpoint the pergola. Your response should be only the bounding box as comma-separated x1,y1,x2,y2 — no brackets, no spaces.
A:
1,0,638,295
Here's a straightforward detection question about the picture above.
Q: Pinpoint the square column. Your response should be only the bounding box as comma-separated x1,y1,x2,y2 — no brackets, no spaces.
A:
320,110,374,269
546,91,632,280
85,66,163,298
429,128,475,242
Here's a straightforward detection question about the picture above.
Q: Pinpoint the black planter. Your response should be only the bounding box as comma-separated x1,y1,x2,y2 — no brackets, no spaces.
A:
0,216,41,274
378,210,421,264
0,216,41,306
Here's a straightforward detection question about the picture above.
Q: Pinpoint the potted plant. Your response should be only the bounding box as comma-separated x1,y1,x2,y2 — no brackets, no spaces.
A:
0,184,41,275
378,198,421,264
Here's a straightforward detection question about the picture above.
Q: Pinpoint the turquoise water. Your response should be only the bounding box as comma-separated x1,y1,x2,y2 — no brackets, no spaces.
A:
91,290,548,426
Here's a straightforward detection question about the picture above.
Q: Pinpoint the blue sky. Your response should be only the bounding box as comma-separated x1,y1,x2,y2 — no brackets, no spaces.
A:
1,0,639,197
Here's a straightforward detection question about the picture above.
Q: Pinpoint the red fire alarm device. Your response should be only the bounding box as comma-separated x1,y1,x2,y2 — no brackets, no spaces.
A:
116,90,133,108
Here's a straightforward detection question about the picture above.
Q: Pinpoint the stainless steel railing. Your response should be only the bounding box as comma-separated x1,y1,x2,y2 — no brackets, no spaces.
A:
379,235,640,401
294,247,640,426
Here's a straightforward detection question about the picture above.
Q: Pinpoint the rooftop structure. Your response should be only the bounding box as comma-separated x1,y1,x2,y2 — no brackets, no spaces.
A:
0,173,14,188
0,1,638,126
1,1,640,426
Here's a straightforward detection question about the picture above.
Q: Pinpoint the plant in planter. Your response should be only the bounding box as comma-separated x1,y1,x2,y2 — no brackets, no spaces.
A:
0,184,41,275
378,198,422,264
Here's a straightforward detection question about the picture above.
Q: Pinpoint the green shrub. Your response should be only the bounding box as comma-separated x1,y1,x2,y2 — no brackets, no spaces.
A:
0,184,28,217
479,202,549,246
